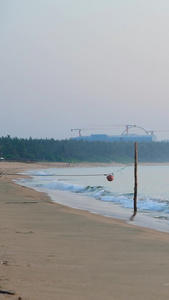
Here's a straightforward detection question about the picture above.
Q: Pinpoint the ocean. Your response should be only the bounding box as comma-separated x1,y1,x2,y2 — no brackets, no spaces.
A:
16,164,169,233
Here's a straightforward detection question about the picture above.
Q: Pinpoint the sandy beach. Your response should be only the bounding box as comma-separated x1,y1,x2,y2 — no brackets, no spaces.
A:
0,162,169,300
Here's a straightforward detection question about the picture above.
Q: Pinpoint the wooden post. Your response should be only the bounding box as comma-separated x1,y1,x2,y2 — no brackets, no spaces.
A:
130,142,138,220
133,142,138,214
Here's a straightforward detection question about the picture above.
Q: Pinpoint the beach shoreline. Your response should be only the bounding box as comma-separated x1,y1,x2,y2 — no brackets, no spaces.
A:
1,161,169,299
12,161,169,234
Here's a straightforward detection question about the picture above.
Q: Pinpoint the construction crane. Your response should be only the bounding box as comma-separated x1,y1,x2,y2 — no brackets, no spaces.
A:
122,125,148,135
147,130,169,136
71,128,83,136
70,128,101,136
71,124,148,137
71,126,124,137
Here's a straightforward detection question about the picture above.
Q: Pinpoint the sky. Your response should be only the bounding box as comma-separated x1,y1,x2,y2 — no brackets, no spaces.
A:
1,0,169,141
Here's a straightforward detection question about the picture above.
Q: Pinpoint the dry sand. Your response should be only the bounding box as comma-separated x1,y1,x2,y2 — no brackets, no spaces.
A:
0,162,169,300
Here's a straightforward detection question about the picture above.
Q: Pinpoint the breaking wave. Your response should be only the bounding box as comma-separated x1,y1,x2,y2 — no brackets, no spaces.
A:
17,171,169,216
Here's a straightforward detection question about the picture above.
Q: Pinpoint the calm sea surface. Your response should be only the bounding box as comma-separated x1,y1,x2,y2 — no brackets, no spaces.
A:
16,164,169,232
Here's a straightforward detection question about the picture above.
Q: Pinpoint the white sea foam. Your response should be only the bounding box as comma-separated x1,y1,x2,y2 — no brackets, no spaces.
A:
16,165,169,233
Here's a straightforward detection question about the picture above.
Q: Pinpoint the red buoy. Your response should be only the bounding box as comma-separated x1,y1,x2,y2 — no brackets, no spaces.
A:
106,174,114,182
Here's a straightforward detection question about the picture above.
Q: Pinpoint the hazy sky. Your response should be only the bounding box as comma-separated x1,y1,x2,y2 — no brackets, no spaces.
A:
1,0,169,140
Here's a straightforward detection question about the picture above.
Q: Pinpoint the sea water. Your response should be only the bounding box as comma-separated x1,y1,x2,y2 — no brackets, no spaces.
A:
16,164,169,233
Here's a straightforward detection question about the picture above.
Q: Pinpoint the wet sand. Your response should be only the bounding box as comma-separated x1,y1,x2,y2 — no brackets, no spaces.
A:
0,162,169,300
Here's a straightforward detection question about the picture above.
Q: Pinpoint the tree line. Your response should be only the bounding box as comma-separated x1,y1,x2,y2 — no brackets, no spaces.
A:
1,135,169,163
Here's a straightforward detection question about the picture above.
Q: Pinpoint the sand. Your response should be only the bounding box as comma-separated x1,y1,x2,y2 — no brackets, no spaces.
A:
0,162,169,300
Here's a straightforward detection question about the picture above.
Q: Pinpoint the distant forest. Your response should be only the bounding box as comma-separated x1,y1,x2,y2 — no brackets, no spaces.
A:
1,135,169,163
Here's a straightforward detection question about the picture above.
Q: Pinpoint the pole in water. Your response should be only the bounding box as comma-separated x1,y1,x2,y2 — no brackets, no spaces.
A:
131,142,138,220
134,142,138,214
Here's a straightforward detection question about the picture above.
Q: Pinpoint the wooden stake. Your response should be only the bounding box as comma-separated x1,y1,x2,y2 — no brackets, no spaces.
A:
133,142,138,214
130,142,138,220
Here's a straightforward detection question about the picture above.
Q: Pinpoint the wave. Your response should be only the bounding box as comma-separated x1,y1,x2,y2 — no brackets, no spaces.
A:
17,173,169,215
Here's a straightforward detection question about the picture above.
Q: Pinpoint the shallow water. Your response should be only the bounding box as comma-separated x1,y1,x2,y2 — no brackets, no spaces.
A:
16,164,169,233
